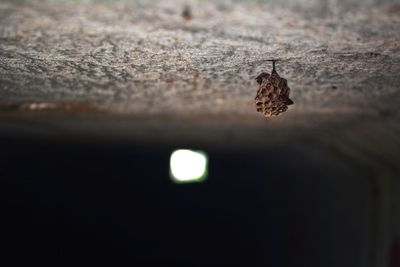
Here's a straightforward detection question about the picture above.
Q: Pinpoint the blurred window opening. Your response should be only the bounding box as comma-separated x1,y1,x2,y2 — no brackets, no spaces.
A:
170,150,208,183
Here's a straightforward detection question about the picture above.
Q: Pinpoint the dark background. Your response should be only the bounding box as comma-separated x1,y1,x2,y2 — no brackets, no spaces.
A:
1,137,377,266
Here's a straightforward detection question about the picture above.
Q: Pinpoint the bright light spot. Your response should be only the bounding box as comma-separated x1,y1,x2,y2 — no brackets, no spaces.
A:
170,149,208,183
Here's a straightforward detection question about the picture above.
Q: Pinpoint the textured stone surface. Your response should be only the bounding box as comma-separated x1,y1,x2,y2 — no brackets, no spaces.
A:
1,0,399,111
0,0,399,153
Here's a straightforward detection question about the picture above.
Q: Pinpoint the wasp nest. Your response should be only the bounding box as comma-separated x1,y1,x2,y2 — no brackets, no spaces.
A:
255,62,293,117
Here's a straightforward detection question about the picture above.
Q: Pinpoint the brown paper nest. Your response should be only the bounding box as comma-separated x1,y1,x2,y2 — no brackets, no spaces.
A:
255,70,293,117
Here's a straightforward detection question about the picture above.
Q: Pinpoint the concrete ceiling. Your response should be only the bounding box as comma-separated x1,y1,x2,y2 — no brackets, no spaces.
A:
0,0,399,157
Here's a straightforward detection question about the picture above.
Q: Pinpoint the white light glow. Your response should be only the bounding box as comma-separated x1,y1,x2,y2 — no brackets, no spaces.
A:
170,150,208,183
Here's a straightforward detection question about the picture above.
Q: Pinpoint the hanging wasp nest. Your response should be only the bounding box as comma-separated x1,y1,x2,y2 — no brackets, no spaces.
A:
255,66,293,117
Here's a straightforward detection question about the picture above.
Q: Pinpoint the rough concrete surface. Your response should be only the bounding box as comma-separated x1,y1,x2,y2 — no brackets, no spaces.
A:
0,0,399,153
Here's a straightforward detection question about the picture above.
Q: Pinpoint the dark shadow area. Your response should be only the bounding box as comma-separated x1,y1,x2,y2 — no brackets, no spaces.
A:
0,137,375,266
